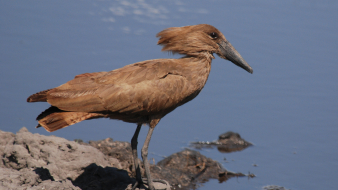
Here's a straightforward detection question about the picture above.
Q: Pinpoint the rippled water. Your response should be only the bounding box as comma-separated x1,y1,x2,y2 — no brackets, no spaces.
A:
1,0,338,189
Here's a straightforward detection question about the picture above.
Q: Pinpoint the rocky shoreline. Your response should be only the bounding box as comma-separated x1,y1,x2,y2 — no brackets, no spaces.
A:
0,127,252,190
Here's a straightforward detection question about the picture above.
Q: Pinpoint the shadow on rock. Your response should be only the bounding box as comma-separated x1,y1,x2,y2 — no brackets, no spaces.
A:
34,167,55,181
86,137,142,177
73,163,133,190
190,131,252,153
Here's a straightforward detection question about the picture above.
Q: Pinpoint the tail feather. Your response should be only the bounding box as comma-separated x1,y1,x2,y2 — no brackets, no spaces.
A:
37,106,63,121
36,106,102,132
27,89,52,102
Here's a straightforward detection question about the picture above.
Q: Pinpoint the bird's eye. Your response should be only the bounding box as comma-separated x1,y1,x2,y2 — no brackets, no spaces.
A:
209,32,218,39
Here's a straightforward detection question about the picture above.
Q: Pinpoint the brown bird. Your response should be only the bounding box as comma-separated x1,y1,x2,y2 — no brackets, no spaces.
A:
27,24,253,190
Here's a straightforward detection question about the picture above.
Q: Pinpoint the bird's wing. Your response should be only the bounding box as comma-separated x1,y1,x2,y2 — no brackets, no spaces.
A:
45,71,107,112
46,60,193,114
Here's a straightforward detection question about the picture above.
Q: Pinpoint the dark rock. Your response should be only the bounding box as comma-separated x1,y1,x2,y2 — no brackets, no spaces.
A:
217,131,252,152
150,149,243,190
190,131,252,153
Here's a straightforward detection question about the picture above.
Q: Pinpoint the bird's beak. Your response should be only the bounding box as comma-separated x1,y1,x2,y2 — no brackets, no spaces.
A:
218,40,253,74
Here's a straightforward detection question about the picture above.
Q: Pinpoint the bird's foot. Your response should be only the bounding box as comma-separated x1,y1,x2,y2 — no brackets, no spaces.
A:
132,178,170,190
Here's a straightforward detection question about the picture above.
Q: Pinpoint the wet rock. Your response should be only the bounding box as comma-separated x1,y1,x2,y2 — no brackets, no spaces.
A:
217,131,252,152
190,131,252,153
150,149,249,190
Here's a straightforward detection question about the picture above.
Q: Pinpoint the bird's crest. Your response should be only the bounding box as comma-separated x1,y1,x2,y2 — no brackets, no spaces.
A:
156,24,225,58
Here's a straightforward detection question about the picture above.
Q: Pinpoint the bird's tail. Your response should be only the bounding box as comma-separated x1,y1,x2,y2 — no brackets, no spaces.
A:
27,89,52,102
36,106,102,132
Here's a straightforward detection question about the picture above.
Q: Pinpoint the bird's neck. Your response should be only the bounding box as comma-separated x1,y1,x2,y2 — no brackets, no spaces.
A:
179,54,213,90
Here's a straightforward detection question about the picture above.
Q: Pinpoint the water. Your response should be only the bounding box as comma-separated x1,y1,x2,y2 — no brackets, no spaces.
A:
1,0,338,189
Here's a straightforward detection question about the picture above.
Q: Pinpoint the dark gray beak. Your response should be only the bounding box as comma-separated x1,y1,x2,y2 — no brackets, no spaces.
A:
218,40,253,74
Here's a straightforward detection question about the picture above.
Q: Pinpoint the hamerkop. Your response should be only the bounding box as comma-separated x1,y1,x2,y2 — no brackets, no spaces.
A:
27,24,253,190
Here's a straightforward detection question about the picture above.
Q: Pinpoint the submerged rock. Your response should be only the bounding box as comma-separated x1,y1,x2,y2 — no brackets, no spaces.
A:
190,131,252,153
263,185,290,190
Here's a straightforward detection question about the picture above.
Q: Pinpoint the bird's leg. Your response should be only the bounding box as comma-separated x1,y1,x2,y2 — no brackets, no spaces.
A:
142,126,155,190
141,118,161,190
131,124,142,189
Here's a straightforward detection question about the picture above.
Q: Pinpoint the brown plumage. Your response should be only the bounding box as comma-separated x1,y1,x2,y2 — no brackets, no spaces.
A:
27,24,252,190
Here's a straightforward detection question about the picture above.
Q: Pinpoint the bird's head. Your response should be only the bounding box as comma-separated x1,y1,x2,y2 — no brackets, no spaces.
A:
157,24,253,74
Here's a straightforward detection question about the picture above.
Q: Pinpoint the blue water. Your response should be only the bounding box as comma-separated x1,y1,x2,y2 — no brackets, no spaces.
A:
1,1,338,189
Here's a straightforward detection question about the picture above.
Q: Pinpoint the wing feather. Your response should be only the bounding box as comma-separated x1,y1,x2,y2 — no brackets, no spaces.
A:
45,59,194,115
